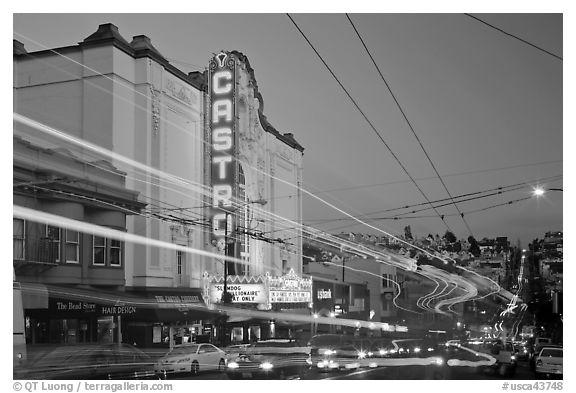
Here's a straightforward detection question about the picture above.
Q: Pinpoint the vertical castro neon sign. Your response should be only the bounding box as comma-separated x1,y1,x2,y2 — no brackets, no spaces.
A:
209,52,237,246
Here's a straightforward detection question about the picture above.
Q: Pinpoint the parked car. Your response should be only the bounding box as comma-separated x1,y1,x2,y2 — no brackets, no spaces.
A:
534,347,563,379
16,343,157,380
226,339,310,379
530,344,562,371
154,343,227,378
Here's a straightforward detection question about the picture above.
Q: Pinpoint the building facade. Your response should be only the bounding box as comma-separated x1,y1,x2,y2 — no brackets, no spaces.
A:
14,23,306,348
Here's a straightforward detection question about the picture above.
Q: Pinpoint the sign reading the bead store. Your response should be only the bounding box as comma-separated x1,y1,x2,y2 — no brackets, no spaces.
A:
209,51,238,246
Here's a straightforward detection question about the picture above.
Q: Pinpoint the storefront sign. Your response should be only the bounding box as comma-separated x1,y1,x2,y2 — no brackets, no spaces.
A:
100,305,137,315
209,51,238,245
269,269,312,304
209,283,266,303
55,301,96,313
317,289,332,300
154,295,201,304
269,290,311,303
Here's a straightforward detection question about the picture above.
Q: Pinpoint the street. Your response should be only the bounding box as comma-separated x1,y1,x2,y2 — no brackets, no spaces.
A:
168,359,537,380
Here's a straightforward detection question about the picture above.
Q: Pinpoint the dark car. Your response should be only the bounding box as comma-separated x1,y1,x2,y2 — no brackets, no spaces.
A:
309,334,369,371
226,339,310,379
15,343,157,380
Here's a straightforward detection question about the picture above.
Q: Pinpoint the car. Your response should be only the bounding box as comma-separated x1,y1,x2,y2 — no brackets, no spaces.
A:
443,339,462,353
309,334,371,371
465,339,517,377
534,347,562,378
154,343,227,378
529,344,562,371
224,344,250,360
514,342,531,361
226,339,310,379
15,343,157,380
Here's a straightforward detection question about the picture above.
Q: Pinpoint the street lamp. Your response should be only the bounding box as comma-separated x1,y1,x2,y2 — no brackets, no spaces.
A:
533,187,563,197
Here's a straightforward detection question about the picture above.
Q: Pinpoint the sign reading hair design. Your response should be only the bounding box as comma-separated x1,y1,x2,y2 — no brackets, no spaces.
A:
209,52,238,247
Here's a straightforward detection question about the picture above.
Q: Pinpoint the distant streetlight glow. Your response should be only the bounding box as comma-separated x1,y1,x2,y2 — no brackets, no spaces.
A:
533,187,563,197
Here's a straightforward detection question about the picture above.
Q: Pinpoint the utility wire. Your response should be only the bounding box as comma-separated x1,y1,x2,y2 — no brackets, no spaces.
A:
286,13,453,234
324,194,537,233
274,159,562,199
306,174,562,222
464,13,562,61
346,13,475,238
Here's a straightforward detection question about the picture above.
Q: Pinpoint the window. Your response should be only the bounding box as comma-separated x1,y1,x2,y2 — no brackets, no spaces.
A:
109,239,121,266
65,230,79,263
93,236,106,265
46,225,61,263
177,251,183,275
13,219,25,260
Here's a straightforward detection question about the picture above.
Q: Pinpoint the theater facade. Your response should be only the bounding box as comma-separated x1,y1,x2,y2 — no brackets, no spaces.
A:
14,23,307,349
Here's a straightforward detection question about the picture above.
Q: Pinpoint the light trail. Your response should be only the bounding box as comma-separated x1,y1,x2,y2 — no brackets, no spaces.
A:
14,205,248,267
322,261,423,314
13,35,506,317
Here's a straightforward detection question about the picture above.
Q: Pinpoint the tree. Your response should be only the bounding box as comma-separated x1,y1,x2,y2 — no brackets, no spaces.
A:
468,236,481,257
404,225,413,240
443,230,457,244
453,241,462,253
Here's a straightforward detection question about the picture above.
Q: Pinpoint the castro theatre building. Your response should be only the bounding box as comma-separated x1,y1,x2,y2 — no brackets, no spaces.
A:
14,23,308,348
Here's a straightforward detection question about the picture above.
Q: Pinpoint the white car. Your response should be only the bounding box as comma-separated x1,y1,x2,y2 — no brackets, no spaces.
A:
154,343,227,378
534,347,563,378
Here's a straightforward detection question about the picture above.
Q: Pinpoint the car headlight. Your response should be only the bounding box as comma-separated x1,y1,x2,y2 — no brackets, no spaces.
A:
379,349,388,356
357,351,367,359
413,347,421,353
324,349,337,356
227,362,239,369
259,362,274,370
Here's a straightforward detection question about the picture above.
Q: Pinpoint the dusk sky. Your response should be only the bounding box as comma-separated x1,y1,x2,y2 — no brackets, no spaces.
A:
12,11,565,248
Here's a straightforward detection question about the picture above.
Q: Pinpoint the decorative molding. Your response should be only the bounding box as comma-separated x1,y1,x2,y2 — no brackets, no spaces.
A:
150,86,160,136
164,74,198,108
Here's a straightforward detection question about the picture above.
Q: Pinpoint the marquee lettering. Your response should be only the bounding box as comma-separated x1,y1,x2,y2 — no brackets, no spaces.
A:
209,52,237,244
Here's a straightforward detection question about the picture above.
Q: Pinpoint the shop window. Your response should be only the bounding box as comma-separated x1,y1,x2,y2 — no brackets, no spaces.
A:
65,229,79,263
13,218,25,260
93,236,106,265
110,239,122,266
46,225,61,263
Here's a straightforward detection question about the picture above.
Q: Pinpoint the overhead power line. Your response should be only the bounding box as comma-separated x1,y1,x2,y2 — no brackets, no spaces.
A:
286,13,454,234
305,174,562,223
273,159,562,199
464,13,562,61
346,13,475,238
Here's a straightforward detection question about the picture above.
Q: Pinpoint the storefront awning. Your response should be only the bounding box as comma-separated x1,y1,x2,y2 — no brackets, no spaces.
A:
17,282,219,323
